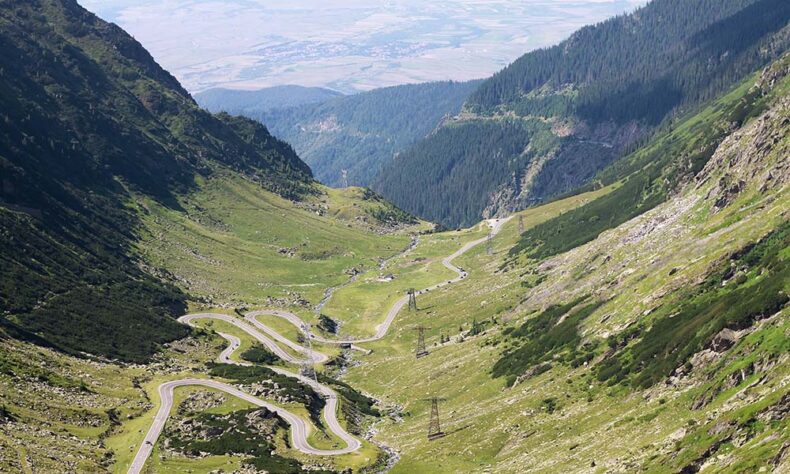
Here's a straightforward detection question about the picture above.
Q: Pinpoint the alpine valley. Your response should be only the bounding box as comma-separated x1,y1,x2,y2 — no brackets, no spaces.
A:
0,1,787,473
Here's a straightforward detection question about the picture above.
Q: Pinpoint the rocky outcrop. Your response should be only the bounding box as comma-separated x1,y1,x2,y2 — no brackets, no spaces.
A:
697,58,790,209
709,328,739,353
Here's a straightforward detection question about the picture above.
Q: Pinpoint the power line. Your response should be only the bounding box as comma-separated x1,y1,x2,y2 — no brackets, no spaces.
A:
299,323,319,384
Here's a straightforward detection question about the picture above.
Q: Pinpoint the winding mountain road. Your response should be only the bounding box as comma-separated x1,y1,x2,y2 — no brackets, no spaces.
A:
248,218,511,345
127,218,510,474
178,312,326,364
127,377,360,474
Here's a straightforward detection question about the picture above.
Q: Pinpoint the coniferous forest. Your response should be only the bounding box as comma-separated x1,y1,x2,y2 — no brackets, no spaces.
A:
374,0,790,227
252,81,481,187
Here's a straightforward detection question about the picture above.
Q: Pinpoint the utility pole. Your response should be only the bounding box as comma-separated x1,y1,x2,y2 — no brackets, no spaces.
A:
413,326,431,358
518,215,525,233
300,323,319,383
341,169,349,188
423,397,447,440
486,232,493,255
407,288,418,311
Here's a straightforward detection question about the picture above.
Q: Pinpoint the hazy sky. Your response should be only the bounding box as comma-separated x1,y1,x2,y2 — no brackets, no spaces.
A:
79,0,646,93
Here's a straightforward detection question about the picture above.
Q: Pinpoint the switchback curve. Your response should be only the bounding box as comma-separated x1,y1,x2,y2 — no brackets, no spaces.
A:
127,217,510,473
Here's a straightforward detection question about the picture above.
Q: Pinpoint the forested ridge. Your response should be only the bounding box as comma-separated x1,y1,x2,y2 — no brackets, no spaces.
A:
0,0,314,361
373,121,535,227
195,85,343,116
255,80,481,187
375,0,790,227
470,0,790,123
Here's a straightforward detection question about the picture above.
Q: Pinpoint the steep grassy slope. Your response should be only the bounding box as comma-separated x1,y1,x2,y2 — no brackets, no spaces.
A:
254,81,481,187
0,3,425,470
343,57,789,472
2,55,786,472
0,171,424,472
374,0,790,227
0,0,313,361
2,1,788,473
136,173,426,309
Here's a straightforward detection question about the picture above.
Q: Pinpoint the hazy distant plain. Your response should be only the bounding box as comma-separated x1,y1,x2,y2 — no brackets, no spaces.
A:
79,0,646,93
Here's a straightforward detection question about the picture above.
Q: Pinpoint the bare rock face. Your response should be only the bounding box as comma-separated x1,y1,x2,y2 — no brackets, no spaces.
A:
709,328,739,353
697,89,790,211
244,409,281,438
481,116,647,220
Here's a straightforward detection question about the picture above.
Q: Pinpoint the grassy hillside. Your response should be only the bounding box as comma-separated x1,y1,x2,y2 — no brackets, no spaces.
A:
0,167,425,472
0,3,426,470
340,56,789,472
1,58,786,471
137,173,427,309
374,0,790,227
1,1,788,473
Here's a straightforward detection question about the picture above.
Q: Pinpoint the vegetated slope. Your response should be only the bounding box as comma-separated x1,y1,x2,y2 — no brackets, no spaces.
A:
254,80,481,187
374,0,790,227
0,0,313,362
137,178,424,309
0,172,421,472
508,54,790,262
344,55,789,473
195,85,344,115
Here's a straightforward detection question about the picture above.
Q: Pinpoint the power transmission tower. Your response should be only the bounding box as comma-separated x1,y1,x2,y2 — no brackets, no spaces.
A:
422,397,447,441
518,215,525,233
407,288,418,311
341,169,349,188
299,323,319,383
413,326,431,358
486,232,493,255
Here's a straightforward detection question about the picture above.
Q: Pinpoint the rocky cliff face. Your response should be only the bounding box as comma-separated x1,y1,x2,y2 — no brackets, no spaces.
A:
698,61,790,209
480,118,647,219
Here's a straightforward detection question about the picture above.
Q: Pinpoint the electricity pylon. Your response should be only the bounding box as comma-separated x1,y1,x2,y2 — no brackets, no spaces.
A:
407,288,417,311
486,232,493,255
341,169,349,188
518,215,525,233
299,323,319,384
422,397,447,441
413,326,431,358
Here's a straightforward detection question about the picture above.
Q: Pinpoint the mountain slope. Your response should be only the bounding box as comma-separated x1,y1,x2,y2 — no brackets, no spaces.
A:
0,0,313,361
1,1,788,472
1,55,784,472
195,85,344,115
374,0,790,227
508,52,790,263
344,54,790,473
251,80,481,187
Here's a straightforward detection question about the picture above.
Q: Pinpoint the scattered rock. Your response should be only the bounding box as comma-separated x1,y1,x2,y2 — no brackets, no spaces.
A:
709,328,739,352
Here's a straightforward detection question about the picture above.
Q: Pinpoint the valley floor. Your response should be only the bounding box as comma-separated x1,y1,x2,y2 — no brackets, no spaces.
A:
2,95,789,471
2,2,788,473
